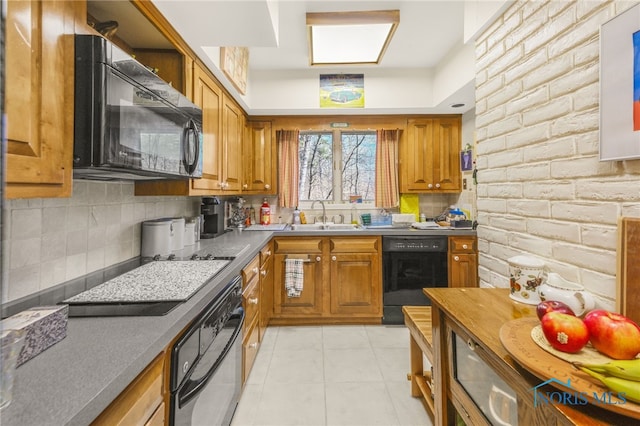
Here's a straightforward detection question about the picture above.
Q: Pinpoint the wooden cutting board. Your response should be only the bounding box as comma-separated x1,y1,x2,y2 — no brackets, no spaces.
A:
617,217,640,325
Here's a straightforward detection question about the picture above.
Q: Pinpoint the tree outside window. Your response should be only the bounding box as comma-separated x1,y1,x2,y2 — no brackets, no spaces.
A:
298,131,376,203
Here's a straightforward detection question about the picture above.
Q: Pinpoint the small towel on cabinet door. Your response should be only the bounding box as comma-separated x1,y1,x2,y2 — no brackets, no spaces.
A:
284,258,304,297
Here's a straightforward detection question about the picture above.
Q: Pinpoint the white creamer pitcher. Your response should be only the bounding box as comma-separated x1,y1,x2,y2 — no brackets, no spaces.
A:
537,273,595,316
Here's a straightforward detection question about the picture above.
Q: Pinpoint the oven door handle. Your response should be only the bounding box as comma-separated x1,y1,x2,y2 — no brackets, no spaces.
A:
178,306,244,407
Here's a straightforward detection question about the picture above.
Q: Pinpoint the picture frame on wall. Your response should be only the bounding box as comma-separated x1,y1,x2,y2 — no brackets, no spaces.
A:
220,47,249,95
600,4,640,161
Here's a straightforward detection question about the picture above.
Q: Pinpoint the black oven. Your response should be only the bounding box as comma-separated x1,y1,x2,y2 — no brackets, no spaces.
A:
170,276,244,426
382,236,448,324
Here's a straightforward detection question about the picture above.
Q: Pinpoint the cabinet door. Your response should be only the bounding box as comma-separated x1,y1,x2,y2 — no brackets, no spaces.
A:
5,0,76,198
192,65,223,191
222,95,243,192
434,118,461,191
243,121,275,194
273,253,324,316
403,119,434,192
330,253,381,315
449,253,478,288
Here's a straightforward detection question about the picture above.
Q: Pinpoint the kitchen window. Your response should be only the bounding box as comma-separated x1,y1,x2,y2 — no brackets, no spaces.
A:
298,130,376,203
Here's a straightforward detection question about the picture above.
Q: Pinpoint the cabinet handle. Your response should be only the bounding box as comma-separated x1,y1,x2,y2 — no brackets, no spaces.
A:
435,183,441,188
316,256,321,262
243,183,248,189
266,250,272,256
331,256,337,261
428,183,433,189
249,297,258,305
249,342,258,349
265,184,271,190
260,270,267,276
462,244,468,249
467,338,477,351
253,267,259,274
454,255,460,262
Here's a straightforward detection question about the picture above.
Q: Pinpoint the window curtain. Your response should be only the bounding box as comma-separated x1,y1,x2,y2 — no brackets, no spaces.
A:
375,129,400,208
277,129,300,208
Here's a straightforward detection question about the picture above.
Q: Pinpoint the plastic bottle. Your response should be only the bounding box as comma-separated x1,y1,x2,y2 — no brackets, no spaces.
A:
351,204,359,224
292,207,301,225
260,198,271,225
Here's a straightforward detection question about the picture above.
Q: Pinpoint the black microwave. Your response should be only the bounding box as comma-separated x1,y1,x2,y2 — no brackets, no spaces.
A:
73,35,203,181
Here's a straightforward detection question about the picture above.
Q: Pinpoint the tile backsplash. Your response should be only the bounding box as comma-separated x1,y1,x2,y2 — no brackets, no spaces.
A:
2,181,199,303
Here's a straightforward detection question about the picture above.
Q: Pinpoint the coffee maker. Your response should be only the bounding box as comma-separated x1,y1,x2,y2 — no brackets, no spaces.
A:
200,197,225,239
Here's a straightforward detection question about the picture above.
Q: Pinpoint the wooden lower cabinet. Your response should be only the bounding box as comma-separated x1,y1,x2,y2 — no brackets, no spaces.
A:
242,254,261,384
329,237,381,316
448,236,478,288
259,242,274,340
273,238,325,317
92,353,165,426
271,236,382,324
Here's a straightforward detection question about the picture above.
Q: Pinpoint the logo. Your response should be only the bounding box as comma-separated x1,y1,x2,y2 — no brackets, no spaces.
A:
530,378,627,407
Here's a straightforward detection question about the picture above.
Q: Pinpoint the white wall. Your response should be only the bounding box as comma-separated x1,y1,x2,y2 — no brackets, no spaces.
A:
2,182,199,302
474,0,640,309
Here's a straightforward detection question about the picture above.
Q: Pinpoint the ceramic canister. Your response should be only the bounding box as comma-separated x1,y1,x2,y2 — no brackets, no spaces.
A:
184,221,196,246
171,217,185,251
141,219,172,257
507,255,546,305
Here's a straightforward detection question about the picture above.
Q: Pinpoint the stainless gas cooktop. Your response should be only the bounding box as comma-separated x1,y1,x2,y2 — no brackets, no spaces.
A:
63,259,231,317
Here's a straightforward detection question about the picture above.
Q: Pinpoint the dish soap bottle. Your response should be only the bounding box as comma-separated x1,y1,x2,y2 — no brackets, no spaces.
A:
292,207,301,225
260,198,271,225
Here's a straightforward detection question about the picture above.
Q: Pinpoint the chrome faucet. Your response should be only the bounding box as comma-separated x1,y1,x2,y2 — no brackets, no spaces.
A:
311,200,327,224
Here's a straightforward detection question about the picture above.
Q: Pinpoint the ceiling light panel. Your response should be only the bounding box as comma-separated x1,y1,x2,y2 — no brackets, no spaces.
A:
307,10,399,66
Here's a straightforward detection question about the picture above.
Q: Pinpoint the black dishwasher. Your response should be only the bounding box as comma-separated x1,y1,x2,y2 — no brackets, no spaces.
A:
382,236,448,324
169,276,244,426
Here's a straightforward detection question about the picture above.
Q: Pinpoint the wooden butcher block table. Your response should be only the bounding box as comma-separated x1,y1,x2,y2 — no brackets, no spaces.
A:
424,288,636,426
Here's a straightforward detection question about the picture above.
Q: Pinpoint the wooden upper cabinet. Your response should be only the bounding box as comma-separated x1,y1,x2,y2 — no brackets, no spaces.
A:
243,121,276,194
192,65,223,191
222,95,243,192
135,64,240,196
5,0,78,199
401,117,461,193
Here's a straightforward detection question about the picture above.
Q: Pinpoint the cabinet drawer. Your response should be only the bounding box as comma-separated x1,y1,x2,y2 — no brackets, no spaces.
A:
243,278,260,334
330,237,379,253
242,316,260,384
260,242,273,265
92,353,164,426
242,255,260,287
274,238,323,253
449,236,476,253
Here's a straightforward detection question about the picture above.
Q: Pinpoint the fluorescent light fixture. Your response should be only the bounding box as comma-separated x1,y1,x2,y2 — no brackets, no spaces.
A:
307,10,399,66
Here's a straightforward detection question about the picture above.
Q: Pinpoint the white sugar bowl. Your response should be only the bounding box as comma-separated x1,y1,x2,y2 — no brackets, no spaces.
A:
537,273,595,316
507,255,546,305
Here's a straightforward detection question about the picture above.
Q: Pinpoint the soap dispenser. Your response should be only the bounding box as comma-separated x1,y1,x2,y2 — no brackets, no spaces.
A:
292,207,301,225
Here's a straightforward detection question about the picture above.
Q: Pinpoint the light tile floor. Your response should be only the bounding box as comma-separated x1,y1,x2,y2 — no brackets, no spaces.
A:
232,325,433,426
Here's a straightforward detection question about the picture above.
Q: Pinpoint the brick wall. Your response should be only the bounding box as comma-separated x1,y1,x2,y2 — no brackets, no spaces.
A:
474,0,640,307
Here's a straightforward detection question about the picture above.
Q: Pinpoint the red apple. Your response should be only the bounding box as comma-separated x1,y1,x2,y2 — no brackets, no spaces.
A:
536,300,576,320
540,312,590,353
583,310,640,360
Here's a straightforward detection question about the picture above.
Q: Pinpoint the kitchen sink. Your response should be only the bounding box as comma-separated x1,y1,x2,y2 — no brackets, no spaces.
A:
289,223,362,231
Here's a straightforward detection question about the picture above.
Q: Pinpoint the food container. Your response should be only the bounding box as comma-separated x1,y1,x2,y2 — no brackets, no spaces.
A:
141,218,172,257
171,217,185,251
507,255,546,305
184,221,196,246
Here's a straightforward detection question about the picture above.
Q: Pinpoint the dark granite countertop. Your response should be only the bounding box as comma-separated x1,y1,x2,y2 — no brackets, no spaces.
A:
2,226,475,425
